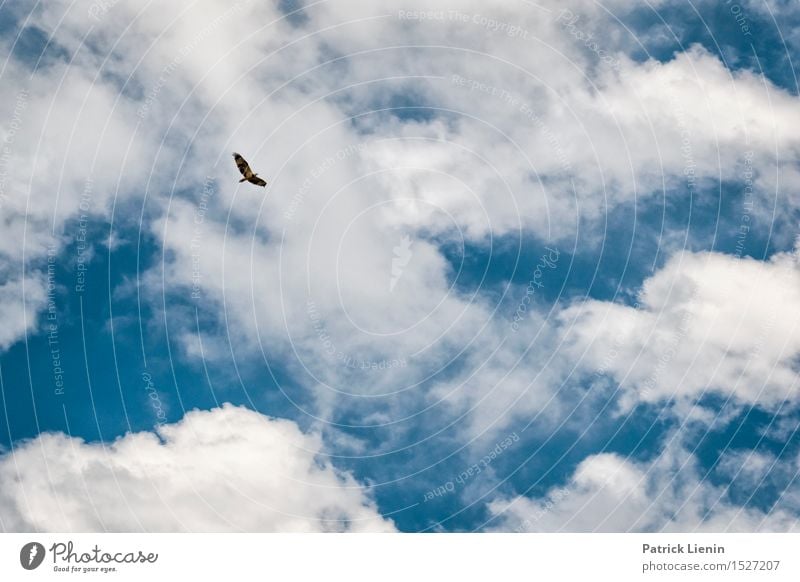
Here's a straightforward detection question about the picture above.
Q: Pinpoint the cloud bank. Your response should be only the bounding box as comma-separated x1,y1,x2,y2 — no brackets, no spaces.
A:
0,404,395,532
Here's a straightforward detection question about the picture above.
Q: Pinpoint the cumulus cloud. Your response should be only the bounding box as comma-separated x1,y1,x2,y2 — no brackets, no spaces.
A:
488,441,800,532
0,404,395,532
422,244,800,444
559,248,800,411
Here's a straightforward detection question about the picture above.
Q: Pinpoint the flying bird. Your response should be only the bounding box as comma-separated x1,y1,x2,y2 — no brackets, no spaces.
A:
233,152,267,187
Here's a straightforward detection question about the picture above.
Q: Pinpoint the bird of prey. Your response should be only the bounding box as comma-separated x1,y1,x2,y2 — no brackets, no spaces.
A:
233,152,267,187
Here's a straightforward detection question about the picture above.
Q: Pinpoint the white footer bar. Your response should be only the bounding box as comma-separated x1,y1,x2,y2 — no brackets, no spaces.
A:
1,533,797,581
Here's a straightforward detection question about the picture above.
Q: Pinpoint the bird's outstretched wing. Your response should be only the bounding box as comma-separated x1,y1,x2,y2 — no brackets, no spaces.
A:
248,176,267,187
233,152,253,179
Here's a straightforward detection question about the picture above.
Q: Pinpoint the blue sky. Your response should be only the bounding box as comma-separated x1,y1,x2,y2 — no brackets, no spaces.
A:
1,0,799,532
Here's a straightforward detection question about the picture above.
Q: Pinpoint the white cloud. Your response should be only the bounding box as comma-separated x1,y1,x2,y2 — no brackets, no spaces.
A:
559,249,800,411
0,404,395,532
302,1,800,237
0,13,165,352
0,275,45,351
488,441,800,532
